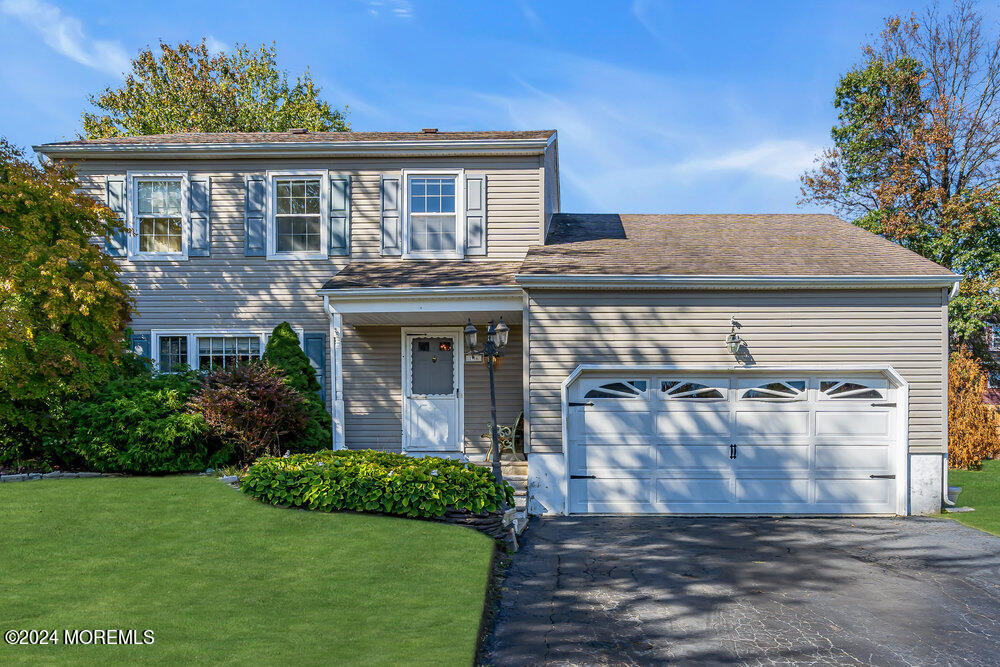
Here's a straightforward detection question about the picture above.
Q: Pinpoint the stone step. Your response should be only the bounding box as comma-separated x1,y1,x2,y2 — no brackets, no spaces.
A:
514,512,529,535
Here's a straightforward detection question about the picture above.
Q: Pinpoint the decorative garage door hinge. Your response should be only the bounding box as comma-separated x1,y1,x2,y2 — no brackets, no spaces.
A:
869,474,896,479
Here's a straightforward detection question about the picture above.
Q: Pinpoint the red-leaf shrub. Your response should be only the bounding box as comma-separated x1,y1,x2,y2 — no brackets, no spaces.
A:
188,361,307,466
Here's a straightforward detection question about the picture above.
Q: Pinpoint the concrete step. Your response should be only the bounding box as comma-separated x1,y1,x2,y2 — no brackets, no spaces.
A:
514,512,529,535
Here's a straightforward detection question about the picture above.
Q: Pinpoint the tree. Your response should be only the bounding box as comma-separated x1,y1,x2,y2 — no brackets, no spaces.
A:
263,322,333,452
949,347,1000,469
82,40,349,139
801,1,1000,344
0,140,133,462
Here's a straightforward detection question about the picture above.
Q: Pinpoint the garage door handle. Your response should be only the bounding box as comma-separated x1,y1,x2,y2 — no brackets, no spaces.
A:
870,474,896,479
568,401,594,407
871,402,896,407
570,475,597,479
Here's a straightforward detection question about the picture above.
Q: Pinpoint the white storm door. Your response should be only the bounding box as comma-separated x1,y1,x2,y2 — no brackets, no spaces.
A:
403,332,461,451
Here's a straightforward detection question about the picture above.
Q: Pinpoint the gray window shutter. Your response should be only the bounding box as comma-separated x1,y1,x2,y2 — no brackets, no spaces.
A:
465,175,487,256
105,176,127,256
188,176,211,257
380,175,402,256
244,175,266,256
130,333,151,359
329,175,350,256
303,333,326,401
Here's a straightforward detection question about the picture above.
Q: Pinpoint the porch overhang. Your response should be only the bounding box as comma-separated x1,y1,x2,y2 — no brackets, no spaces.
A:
319,286,524,325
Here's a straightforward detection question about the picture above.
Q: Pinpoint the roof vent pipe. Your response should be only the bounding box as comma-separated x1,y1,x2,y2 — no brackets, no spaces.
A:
422,128,438,134
288,128,308,134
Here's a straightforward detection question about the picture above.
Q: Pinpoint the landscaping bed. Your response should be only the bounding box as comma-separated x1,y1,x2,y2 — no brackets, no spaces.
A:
0,476,495,664
948,460,1000,536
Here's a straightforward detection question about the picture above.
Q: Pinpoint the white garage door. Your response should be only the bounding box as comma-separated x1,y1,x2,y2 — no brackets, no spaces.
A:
567,373,899,514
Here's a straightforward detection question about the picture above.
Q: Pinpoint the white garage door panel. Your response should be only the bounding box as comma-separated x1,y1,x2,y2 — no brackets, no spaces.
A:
735,410,810,436
734,445,810,469
572,445,654,472
657,476,731,503
657,444,731,467
815,411,890,436
815,445,889,470
568,373,900,515
815,478,893,504
655,410,731,438
736,477,810,503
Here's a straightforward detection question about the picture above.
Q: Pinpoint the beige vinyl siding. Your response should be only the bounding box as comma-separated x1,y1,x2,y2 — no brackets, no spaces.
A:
342,325,523,453
526,289,948,456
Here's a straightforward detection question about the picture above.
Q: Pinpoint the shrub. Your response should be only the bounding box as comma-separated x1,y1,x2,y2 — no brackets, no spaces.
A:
262,322,332,452
61,371,224,473
189,361,307,466
949,347,1000,469
241,449,515,518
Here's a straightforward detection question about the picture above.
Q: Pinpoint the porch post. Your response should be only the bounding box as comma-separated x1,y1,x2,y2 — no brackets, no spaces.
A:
324,296,346,450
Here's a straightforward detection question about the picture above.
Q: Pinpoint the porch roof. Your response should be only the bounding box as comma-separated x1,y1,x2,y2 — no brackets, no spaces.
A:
320,260,522,290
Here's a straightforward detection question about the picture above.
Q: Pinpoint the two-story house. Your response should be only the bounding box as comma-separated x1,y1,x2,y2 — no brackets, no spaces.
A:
36,128,960,516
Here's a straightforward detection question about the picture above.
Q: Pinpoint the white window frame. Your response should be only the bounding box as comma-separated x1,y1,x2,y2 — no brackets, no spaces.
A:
266,170,329,261
126,171,189,261
150,327,304,373
401,168,465,259
988,323,1000,351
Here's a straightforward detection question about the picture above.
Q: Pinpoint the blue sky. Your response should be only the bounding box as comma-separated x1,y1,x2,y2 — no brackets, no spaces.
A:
0,0,946,214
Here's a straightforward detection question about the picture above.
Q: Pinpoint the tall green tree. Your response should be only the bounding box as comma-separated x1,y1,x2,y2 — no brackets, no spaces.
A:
801,1,1000,346
0,140,133,462
82,40,349,139
263,322,332,453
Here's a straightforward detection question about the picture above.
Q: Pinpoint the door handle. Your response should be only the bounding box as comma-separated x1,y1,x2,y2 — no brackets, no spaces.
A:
729,444,738,459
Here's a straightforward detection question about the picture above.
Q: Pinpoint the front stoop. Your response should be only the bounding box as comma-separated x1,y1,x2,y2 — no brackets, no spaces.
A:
501,461,529,536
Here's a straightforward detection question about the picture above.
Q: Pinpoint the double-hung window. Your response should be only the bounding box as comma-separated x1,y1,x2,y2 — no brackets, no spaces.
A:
128,172,188,260
403,170,463,258
267,171,327,260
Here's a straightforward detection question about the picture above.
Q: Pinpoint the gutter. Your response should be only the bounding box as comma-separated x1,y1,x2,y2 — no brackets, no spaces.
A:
514,273,963,289
33,138,552,160
316,285,524,299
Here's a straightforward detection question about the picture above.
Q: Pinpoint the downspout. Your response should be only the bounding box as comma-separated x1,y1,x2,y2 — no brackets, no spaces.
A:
942,281,961,506
323,296,346,450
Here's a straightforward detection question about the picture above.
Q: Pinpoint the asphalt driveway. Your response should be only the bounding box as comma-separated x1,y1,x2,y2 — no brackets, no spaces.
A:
482,517,1000,665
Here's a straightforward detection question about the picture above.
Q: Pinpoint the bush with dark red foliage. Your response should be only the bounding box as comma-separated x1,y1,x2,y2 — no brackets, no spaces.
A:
189,361,307,465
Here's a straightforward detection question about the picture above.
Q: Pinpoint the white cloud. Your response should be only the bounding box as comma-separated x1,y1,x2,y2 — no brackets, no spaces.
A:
0,0,129,76
362,0,413,19
676,140,822,181
204,35,229,57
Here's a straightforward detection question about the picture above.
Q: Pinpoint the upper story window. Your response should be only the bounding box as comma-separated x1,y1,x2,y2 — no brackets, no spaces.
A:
267,171,328,260
403,170,463,258
127,172,189,260
988,324,1000,351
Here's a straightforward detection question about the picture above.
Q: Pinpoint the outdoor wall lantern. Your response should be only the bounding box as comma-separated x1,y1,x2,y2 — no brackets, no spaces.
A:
464,316,510,488
725,316,743,355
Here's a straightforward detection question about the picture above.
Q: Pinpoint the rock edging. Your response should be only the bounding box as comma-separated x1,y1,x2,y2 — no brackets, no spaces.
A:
1,471,112,482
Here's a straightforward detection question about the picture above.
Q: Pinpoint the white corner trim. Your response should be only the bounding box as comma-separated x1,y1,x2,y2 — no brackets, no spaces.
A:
557,363,911,516
515,274,963,290
324,296,346,450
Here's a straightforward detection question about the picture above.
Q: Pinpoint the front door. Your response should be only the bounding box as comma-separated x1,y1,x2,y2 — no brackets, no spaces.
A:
402,329,462,452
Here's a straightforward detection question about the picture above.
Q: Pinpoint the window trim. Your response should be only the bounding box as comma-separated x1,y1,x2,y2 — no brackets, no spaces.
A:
266,169,329,261
150,328,304,373
126,171,189,261
401,168,465,259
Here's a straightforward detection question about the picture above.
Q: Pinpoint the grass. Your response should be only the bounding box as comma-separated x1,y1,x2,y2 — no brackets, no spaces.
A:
0,476,495,665
948,459,1000,537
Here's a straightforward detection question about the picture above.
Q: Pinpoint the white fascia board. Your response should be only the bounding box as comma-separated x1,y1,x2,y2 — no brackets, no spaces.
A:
33,138,551,160
515,274,962,289
319,286,523,314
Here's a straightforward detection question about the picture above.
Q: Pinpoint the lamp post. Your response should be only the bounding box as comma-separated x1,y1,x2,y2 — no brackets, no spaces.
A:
464,316,510,488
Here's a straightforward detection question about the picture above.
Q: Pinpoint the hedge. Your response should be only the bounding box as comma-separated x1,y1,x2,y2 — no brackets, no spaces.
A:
240,450,514,518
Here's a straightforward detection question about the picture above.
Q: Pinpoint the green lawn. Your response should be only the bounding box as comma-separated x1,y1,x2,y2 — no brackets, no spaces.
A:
0,476,494,665
948,459,1000,536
